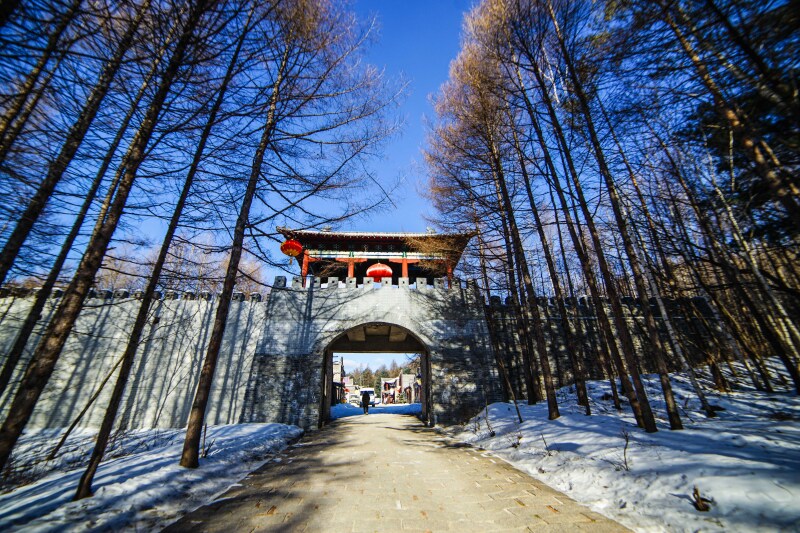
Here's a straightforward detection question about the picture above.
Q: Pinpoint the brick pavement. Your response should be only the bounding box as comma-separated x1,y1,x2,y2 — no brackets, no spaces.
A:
163,413,630,532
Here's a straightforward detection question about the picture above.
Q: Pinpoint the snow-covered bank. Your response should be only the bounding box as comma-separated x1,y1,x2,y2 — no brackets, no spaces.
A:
451,367,800,532
1,370,795,533
0,423,302,532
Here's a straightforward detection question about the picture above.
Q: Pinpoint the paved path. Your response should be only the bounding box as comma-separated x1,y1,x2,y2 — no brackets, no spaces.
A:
164,414,630,532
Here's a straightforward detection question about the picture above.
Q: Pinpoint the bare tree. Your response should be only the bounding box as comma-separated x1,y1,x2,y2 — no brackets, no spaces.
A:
179,0,401,468
0,0,217,471
74,1,256,498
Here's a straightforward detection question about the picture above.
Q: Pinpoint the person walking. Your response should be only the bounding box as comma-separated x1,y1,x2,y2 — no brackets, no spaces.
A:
361,390,370,415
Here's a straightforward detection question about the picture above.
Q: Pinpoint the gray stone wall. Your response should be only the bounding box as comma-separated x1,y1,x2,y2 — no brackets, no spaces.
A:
239,276,504,429
0,292,265,430
0,281,718,434
0,277,504,432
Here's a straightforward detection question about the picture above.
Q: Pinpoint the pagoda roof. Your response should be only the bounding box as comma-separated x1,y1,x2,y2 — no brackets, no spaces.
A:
277,227,475,281
277,227,475,242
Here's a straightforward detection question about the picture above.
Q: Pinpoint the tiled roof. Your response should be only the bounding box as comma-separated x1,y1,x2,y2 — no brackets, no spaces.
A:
277,226,475,240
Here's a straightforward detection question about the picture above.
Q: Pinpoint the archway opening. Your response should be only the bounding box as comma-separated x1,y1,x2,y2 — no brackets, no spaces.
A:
319,323,431,426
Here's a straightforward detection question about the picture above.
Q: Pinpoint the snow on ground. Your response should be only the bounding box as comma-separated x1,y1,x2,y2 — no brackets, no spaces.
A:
331,401,422,419
1,369,796,533
451,364,800,532
0,404,421,532
0,423,302,532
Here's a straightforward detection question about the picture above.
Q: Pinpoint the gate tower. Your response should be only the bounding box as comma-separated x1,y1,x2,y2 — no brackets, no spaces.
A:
239,228,503,429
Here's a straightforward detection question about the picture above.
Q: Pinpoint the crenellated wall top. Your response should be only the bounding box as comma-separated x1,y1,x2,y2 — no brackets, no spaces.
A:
0,274,485,302
0,286,264,303
271,275,479,292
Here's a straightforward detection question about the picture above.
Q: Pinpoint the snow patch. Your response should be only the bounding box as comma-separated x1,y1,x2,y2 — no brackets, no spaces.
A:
450,363,800,532
0,423,302,532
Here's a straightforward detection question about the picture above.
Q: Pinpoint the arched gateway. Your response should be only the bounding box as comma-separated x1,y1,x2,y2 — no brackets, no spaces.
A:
239,228,503,429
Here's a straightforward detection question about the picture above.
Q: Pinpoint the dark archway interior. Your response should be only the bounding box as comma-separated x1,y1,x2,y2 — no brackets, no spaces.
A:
329,323,425,353
320,323,431,426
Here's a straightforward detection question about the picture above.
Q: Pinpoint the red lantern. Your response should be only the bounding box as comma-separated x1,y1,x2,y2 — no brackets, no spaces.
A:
366,262,393,282
280,239,303,258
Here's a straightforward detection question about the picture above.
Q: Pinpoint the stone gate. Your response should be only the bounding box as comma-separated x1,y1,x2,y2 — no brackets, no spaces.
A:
0,229,504,432
233,228,505,429
239,274,503,429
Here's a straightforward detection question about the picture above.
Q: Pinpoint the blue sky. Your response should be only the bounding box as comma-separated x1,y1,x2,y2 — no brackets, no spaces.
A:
128,2,470,260
263,1,471,373
347,0,472,233
336,352,417,374
328,1,472,371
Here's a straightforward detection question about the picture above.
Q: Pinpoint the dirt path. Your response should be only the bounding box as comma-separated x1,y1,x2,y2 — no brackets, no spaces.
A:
163,413,630,532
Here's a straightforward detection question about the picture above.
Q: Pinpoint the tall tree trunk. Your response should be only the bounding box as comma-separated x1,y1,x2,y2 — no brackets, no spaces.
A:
649,121,777,394
498,201,539,404
708,178,800,359
180,42,289,469
481,280,523,422
514,238,545,402
75,6,246,498
511,57,653,429
661,134,800,393
601,103,715,417
0,0,207,471
474,208,522,419
547,0,679,429
509,113,589,412
488,134,559,420
0,30,169,397
547,167,616,410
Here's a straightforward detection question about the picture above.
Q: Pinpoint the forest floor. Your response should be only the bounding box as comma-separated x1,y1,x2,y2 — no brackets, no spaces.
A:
451,361,800,532
0,423,302,531
0,362,796,532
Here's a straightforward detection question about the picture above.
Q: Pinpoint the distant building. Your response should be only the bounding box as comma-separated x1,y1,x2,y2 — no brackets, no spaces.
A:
381,377,398,404
400,373,421,403
381,374,420,404
332,358,346,405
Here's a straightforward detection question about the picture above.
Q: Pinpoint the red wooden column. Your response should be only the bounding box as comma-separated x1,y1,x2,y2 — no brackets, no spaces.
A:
301,254,319,287
335,257,367,278
388,258,419,278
